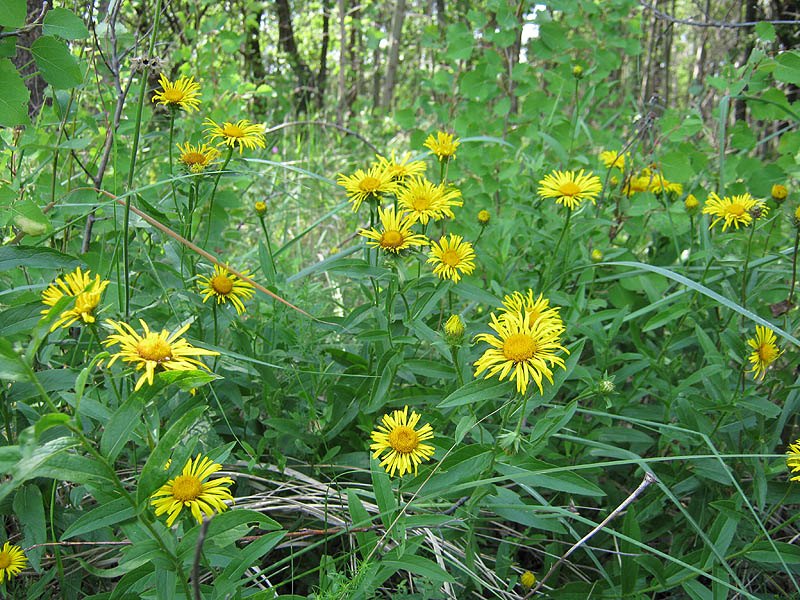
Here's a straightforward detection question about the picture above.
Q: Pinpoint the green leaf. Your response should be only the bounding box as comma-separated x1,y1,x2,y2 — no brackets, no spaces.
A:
100,394,144,462
0,59,30,127
0,437,79,503
381,554,455,583
755,22,775,42
136,405,206,507
12,197,52,236
774,51,800,86
438,378,513,408
0,0,25,28
13,485,46,570
0,337,29,381
42,8,90,40
0,245,81,271
496,458,605,496
446,22,473,60
156,369,217,391
214,531,285,591
660,150,693,181
31,35,82,89
485,487,566,533
370,457,396,531
347,490,377,559
61,497,135,540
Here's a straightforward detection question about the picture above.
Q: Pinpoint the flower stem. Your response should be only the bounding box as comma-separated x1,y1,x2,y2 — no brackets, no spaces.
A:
258,215,277,279
740,222,757,311
168,110,179,216
212,302,218,346
790,230,799,305
201,147,233,247
543,208,572,290
123,0,162,320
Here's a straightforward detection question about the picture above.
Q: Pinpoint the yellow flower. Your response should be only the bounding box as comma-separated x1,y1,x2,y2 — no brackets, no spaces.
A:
772,184,788,202
254,201,267,215
537,169,602,210
702,192,765,232
649,172,682,195
599,151,627,170
427,234,476,283
176,142,221,173
424,131,460,161
622,174,652,196
151,453,235,526
396,177,463,224
103,319,219,391
370,405,435,477
444,314,465,344
572,65,583,79
336,165,399,212
474,310,568,396
746,325,783,381
204,118,266,154
151,73,201,111
358,206,429,253
591,248,603,262
0,542,26,583
684,194,699,213
786,439,800,482
501,289,563,331
374,150,426,182
41,267,110,331
794,204,800,227
477,209,491,226
520,571,536,589
197,264,256,315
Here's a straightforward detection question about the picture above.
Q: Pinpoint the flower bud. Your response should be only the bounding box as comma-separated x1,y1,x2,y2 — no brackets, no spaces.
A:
521,571,536,589
793,204,800,229
599,379,615,394
254,201,267,215
772,184,788,203
477,209,491,227
444,314,465,345
684,194,699,215
591,248,603,262
572,65,583,79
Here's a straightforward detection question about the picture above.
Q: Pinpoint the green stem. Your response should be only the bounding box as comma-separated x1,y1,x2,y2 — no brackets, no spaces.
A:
212,302,218,346
201,147,234,247
789,230,799,305
543,208,572,289
168,111,179,216
50,480,66,594
740,222,757,311
513,389,531,437
449,345,464,387
568,78,580,161
123,0,163,320
258,215,277,278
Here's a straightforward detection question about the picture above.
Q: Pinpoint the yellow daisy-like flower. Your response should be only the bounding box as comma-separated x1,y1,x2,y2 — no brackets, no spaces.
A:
358,206,429,253
151,73,201,112
41,267,110,331
370,405,435,477
151,453,235,527
103,319,219,391
197,264,256,315
746,325,783,381
599,151,628,170
649,173,683,195
520,571,536,589
374,150,426,182
772,184,788,202
537,169,602,210
501,289,563,331
204,118,266,154
176,142,221,173
786,439,800,482
427,234,476,283
702,192,766,232
474,310,569,396
424,131,460,161
396,177,463,224
622,174,652,196
336,165,399,213
0,542,27,583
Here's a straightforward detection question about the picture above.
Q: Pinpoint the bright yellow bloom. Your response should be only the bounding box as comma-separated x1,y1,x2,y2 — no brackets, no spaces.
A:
501,290,563,331
772,184,788,202
599,151,627,170
41,267,110,331
0,542,26,583
370,405,435,477
477,209,491,226
396,177,463,224
520,571,536,589
374,150,426,182
358,206,429,253
786,440,800,482
151,73,201,111
424,131,460,161
622,174,651,196
176,142,221,173
336,165,399,212
444,314,465,344
684,194,699,213
254,201,267,215
474,310,568,395
103,319,219,391
702,192,766,231
427,234,476,283
649,172,682,195
204,118,266,154
197,264,256,315
746,325,783,381
151,453,234,526
537,169,602,210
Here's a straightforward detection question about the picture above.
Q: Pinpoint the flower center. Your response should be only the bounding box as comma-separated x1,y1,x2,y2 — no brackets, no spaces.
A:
163,89,184,102
412,193,433,211
171,474,202,502
137,334,172,362
183,152,206,165
359,177,380,192
442,249,461,267
222,124,245,138
0,553,11,569
758,344,777,363
558,181,581,197
381,230,404,248
503,333,538,362
727,203,745,216
211,274,234,295
388,426,419,454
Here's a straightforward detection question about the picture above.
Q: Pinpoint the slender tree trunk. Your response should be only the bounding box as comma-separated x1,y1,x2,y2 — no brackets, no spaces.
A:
381,0,406,109
317,0,331,108
12,0,51,118
372,48,381,110
243,2,267,115
337,0,347,125
734,0,758,122
435,0,446,37
275,0,313,113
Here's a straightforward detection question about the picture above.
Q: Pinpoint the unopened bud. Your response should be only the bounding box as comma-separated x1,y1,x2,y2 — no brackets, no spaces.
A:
444,314,465,345
254,201,267,215
477,209,491,227
591,249,603,262
521,571,536,589
684,194,699,215
572,65,583,79
772,184,788,203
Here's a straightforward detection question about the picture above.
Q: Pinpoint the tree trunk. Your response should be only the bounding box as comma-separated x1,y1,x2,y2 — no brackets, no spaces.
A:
243,2,267,115
381,0,406,109
734,0,759,122
316,0,331,108
435,0,446,37
275,0,313,113
12,0,51,118
337,0,347,125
